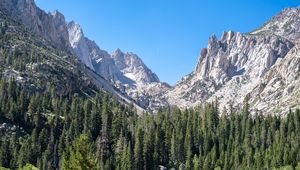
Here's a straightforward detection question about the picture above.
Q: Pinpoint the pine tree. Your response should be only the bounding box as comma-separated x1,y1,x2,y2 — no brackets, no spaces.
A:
134,128,144,170
170,130,177,167
63,134,99,170
121,142,133,170
192,154,200,170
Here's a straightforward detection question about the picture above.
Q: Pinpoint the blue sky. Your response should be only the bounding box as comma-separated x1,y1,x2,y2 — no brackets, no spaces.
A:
35,0,299,85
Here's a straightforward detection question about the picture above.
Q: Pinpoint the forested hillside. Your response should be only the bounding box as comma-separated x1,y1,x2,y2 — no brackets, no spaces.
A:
0,78,299,169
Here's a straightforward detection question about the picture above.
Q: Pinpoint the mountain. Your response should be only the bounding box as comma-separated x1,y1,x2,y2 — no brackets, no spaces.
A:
0,0,167,112
166,7,300,115
0,0,70,50
0,0,146,114
1,0,299,115
66,20,170,111
67,21,128,84
112,49,160,84
67,21,94,69
65,5,300,114
110,49,172,111
67,20,161,87
252,7,300,42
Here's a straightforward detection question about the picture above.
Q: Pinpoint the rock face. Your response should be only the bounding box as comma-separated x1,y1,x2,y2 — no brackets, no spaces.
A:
167,7,300,115
67,21,132,84
67,21,166,110
110,49,171,111
112,49,160,85
86,40,126,83
249,44,300,115
66,20,169,111
67,20,160,86
252,7,300,43
0,0,70,49
195,32,293,84
67,21,94,69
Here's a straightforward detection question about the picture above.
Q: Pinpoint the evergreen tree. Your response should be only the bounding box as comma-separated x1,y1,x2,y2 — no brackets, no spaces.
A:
63,134,99,170
134,128,144,170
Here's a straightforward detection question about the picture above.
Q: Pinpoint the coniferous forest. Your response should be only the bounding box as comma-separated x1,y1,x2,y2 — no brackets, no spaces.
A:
0,79,299,170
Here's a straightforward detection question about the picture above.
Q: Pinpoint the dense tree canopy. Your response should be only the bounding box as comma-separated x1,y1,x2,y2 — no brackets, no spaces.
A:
0,79,299,170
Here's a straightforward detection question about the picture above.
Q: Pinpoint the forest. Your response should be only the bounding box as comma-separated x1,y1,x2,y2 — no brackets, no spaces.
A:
0,78,299,170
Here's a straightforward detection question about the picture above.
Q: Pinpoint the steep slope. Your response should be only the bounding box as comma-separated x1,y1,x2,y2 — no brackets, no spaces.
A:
112,49,160,85
67,21,131,84
249,43,300,115
85,39,136,86
0,0,70,50
0,0,149,112
67,21,94,69
0,10,86,93
167,7,300,115
67,21,170,111
0,9,145,114
251,6,300,42
110,49,170,111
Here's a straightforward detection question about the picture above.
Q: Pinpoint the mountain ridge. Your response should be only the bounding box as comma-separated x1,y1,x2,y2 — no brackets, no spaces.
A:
1,0,300,114
0,0,166,111
166,7,300,115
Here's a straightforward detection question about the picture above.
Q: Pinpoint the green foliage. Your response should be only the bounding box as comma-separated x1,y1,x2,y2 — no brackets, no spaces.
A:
296,163,300,170
0,79,299,169
0,167,10,170
19,164,39,170
63,134,99,170
272,165,294,170
0,164,38,170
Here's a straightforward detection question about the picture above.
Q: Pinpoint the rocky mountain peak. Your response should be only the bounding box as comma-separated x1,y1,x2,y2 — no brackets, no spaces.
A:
169,24,295,113
67,21,94,69
113,48,124,55
208,34,217,45
195,30,293,84
220,30,236,42
51,10,65,20
67,21,84,48
112,49,160,84
51,10,66,25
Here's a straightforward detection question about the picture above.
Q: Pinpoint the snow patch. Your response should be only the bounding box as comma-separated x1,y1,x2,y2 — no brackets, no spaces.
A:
96,58,103,63
124,73,136,81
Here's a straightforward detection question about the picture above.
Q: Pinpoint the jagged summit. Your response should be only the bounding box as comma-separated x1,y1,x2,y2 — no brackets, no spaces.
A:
166,6,300,115
67,21,83,47
51,10,65,20
67,21,94,69
112,49,160,84
113,48,123,55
